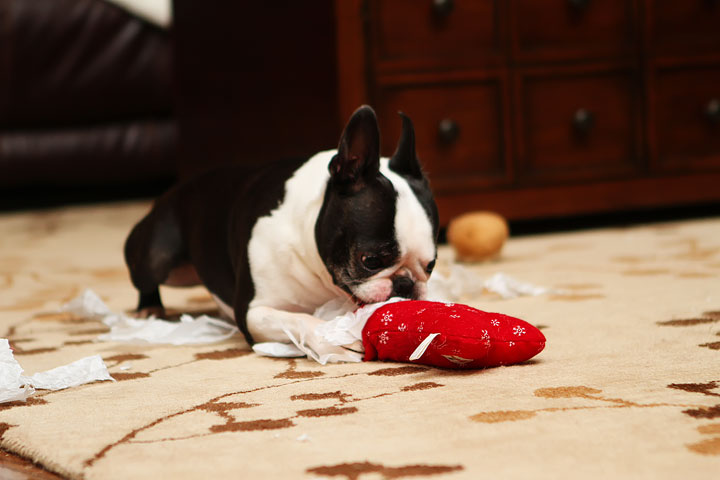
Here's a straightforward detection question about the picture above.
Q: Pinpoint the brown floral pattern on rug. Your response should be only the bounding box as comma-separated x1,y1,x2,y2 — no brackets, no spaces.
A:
0,398,47,412
667,382,720,455
657,310,720,352
611,235,719,277
194,347,251,361
668,381,720,398
0,423,14,440
470,382,720,457
83,360,440,467
274,359,325,379
471,385,704,425
667,238,720,261
688,423,720,455
548,282,606,301
306,461,463,480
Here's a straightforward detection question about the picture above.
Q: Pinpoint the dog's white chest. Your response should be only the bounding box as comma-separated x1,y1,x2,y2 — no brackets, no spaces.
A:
247,151,342,312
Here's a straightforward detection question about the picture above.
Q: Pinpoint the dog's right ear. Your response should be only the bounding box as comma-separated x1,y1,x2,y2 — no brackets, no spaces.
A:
389,112,424,181
329,105,380,188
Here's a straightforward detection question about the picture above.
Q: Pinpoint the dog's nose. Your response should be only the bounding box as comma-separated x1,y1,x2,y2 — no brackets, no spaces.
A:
392,276,414,298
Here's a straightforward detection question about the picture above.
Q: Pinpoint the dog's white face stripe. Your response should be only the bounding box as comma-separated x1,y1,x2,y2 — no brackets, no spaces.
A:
343,161,436,305
381,160,436,283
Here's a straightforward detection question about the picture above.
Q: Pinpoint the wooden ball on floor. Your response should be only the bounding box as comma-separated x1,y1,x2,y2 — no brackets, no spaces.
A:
447,211,509,262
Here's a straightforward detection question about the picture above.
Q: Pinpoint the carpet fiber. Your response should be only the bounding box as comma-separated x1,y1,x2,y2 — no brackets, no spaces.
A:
1,202,719,479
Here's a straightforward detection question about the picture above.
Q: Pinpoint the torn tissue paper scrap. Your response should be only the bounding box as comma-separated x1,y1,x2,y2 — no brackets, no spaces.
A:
0,339,114,404
0,339,34,403
62,289,239,345
251,297,403,365
28,355,114,391
427,268,562,301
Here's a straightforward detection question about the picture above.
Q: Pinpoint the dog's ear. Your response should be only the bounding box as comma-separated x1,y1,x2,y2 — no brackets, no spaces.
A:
329,105,380,187
389,112,424,181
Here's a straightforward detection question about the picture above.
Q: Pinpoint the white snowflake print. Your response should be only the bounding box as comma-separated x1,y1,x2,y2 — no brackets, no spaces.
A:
449,314,460,319
444,302,455,307
481,329,490,340
513,325,526,336
378,332,389,344
416,308,427,315
381,311,393,326
491,319,500,327
417,322,424,332
508,341,515,347
398,323,407,332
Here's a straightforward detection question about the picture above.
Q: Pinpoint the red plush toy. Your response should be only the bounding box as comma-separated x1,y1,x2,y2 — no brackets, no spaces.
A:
362,300,545,369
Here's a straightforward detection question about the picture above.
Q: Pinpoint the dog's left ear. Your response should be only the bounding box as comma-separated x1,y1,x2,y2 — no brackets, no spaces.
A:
389,112,424,181
329,105,381,188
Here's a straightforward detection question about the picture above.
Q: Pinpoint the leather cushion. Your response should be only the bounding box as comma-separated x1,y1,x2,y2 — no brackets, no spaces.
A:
0,0,172,128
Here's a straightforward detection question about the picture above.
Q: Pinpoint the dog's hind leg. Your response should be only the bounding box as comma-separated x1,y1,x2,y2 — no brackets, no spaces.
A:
124,205,186,317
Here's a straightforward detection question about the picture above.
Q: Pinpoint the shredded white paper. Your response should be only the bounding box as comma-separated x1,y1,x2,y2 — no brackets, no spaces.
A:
0,339,114,404
28,355,115,391
98,314,238,345
277,319,364,365
428,266,563,301
252,342,305,358
482,272,559,298
63,289,239,345
427,264,486,301
0,339,35,403
252,298,405,365
63,289,112,318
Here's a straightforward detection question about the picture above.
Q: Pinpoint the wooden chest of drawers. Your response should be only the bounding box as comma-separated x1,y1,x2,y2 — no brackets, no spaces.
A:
336,0,720,223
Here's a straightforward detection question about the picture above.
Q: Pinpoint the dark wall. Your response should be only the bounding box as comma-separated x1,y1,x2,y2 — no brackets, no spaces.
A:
174,1,341,178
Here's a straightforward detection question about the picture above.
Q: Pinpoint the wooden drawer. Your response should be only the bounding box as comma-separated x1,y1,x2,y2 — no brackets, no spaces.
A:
375,81,509,193
511,0,637,62
652,66,720,171
516,69,642,183
651,0,720,57
369,0,506,72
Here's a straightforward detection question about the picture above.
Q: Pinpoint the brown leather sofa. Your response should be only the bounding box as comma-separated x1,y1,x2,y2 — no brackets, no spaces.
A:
0,0,176,208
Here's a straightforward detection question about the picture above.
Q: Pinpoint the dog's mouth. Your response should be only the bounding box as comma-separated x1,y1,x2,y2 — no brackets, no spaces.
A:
339,269,419,306
343,278,418,307
341,282,380,308
350,294,366,308
336,280,366,307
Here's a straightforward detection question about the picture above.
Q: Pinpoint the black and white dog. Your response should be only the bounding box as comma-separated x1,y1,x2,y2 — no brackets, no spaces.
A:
124,105,439,357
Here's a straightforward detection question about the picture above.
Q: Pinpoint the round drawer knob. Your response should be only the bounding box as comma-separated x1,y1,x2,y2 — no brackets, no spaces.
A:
432,0,454,17
572,108,595,134
438,118,460,144
705,98,720,123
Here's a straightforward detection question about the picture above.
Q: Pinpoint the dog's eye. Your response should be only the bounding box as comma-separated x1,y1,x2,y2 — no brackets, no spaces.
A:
361,255,382,271
426,259,436,274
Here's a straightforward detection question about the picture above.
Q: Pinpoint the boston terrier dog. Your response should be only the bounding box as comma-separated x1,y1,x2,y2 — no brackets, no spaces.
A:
124,105,439,356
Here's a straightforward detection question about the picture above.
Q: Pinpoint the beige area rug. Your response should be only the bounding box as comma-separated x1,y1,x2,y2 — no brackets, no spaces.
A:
1,201,719,479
